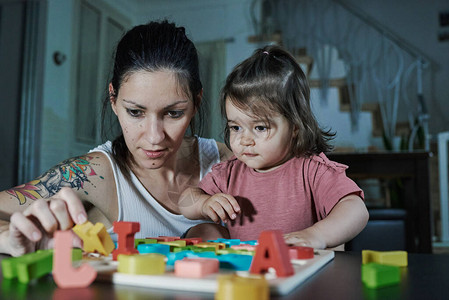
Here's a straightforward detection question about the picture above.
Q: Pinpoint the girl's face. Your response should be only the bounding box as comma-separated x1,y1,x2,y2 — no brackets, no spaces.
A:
111,71,196,170
226,98,294,172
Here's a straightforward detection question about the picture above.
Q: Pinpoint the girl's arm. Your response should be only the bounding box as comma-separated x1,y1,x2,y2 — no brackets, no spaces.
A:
179,187,240,223
179,187,211,220
284,194,369,249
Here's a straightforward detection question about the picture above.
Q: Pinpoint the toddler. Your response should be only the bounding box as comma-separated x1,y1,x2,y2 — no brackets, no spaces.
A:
180,45,368,249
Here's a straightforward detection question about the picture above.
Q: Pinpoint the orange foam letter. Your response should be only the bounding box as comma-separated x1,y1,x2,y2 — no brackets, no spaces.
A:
249,230,294,277
53,230,97,288
112,221,140,260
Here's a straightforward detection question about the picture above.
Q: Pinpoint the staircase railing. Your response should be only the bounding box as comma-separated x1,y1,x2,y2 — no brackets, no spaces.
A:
251,0,431,150
438,132,449,243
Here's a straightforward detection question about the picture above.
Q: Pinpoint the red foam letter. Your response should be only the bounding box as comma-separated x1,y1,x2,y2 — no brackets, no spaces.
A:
249,230,294,277
53,230,97,288
112,221,140,260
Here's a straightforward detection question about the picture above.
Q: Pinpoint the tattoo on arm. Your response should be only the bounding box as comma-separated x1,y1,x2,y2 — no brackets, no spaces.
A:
6,155,103,205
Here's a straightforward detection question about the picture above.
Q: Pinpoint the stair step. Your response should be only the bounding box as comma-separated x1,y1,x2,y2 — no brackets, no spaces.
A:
309,77,346,88
247,33,283,44
307,74,410,141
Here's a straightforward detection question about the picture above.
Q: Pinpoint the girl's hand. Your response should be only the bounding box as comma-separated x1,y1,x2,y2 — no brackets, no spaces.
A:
201,193,240,224
7,187,86,256
284,195,368,251
283,227,327,249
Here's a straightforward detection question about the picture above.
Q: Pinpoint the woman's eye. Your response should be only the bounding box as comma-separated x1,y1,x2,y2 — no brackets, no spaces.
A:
255,125,268,132
126,109,143,117
167,110,184,118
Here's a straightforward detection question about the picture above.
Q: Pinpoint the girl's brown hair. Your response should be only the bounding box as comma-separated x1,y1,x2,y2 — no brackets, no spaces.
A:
220,45,334,157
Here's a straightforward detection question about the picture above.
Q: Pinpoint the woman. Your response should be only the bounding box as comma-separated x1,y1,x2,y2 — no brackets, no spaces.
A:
0,20,232,256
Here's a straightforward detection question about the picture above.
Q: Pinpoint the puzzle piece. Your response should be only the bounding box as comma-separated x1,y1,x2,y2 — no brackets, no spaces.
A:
112,221,140,260
218,253,253,271
217,248,254,256
53,230,97,288
137,243,170,255
166,250,196,266
186,251,218,259
362,250,408,267
173,245,217,253
231,245,257,252
195,242,226,252
362,263,400,289
147,236,179,242
72,221,115,256
159,240,187,250
2,249,82,284
179,237,202,245
134,238,157,248
208,238,241,246
117,253,166,275
174,258,219,278
249,230,294,277
241,240,258,246
216,274,269,300
289,246,314,260
172,246,198,253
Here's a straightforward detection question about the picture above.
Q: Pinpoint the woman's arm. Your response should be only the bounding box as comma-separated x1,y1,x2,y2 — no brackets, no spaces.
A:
0,188,86,256
284,194,369,249
0,152,117,256
0,152,115,216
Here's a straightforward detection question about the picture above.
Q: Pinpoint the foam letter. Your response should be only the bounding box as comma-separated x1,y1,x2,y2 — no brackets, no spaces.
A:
249,230,294,277
174,258,219,278
53,230,97,288
72,221,115,256
216,274,269,300
112,221,140,260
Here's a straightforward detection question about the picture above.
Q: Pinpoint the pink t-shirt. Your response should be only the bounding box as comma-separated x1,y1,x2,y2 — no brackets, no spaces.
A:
198,153,364,241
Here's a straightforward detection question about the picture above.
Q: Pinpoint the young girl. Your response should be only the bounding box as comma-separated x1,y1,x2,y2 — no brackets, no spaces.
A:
180,45,369,249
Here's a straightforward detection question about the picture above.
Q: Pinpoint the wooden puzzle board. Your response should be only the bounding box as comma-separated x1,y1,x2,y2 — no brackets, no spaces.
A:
86,249,334,296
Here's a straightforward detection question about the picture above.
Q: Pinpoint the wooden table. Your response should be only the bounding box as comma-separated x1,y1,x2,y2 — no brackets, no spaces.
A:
327,151,432,253
1,251,448,299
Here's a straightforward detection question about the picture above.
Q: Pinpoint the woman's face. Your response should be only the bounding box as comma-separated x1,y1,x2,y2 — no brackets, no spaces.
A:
111,70,196,170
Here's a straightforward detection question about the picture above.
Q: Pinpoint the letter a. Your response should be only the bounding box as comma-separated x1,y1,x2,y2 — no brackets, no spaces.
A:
249,230,294,277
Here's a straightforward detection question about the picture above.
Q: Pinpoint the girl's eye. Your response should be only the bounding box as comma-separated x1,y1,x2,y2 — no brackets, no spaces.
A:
229,125,241,132
255,125,268,132
167,110,184,118
126,109,143,117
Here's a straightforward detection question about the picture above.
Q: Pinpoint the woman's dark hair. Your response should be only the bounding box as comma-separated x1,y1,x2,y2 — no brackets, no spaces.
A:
101,20,203,176
220,45,334,157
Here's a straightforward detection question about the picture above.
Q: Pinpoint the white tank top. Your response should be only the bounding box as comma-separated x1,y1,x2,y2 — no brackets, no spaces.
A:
89,137,220,241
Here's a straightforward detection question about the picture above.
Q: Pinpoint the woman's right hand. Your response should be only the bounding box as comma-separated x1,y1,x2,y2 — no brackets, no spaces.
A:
7,187,87,256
